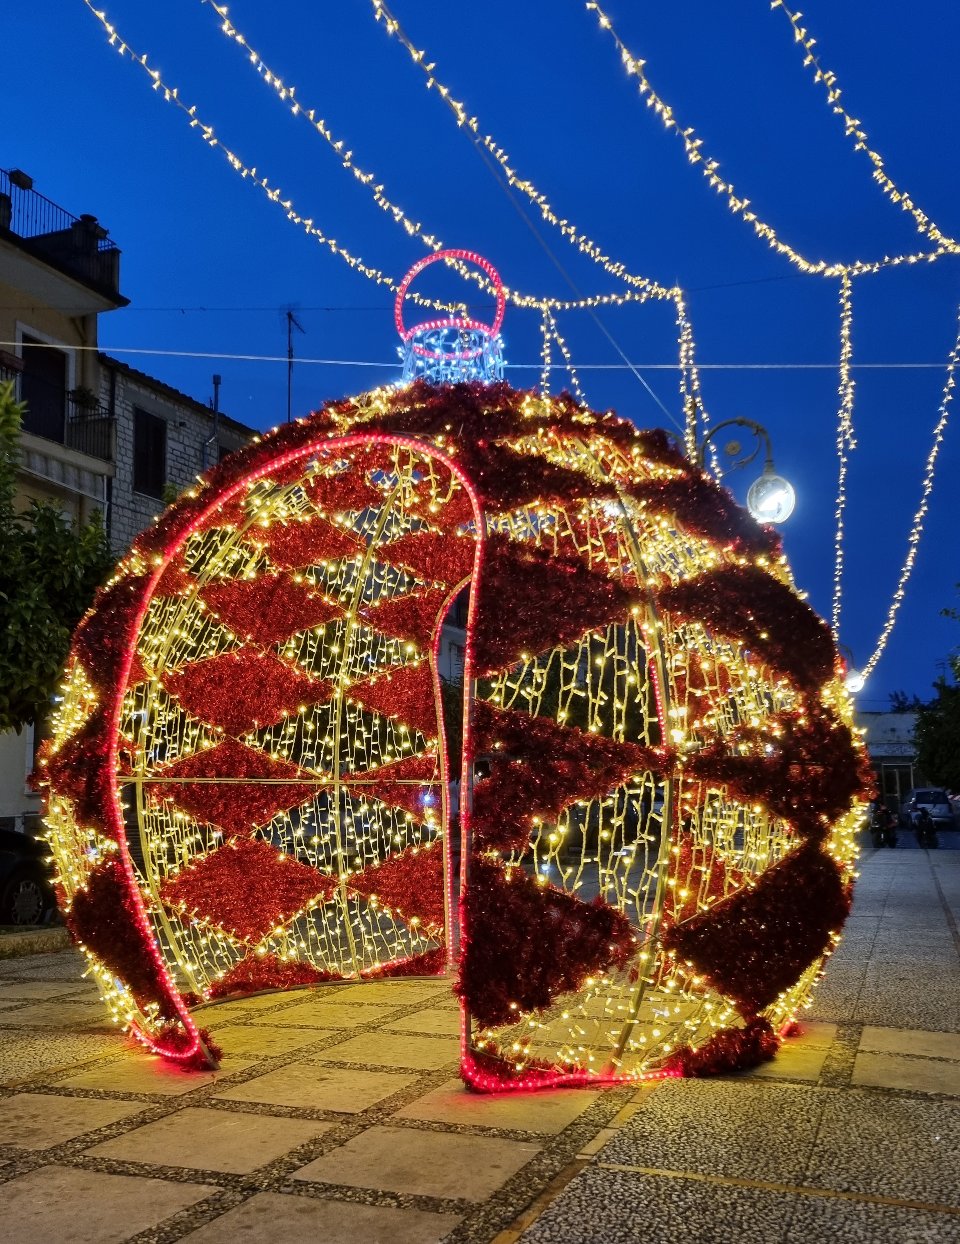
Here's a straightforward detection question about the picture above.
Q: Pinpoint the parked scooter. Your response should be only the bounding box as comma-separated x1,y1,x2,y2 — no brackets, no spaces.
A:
914,807,939,849
871,804,898,848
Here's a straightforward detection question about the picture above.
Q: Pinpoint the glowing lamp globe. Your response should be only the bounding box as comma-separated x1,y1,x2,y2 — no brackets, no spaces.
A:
746,469,796,524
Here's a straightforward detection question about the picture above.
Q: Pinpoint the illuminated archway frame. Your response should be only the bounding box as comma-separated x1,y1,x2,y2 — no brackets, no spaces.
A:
40,383,869,1086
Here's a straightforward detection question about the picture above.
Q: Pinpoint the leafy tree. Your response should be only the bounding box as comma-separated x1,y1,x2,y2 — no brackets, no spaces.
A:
913,583,960,790
888,690,924,713
0,381,114,732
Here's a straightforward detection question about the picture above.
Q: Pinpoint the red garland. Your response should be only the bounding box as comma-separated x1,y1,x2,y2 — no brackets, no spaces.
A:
663,1017,779,1076
247,515,364,571
471,701,669,853
201,573,343,647
628,474,780,558
38,708,124,837
464,1043,583,1088
205,953,343,998
66,857,175,1015
661,842,850,1016
473,534,640,676
72,574,151,694
359,585,451,648
347,841,445,938
457,856,635,1027
160,836,338,944
342,749,439,819
453,439,614,514
162,649,334,736
379,529,477,588
303,465,386,515
347,663,438,738
686,707,873,838
362,946,446,978
657,566,835,693
152,738,316,839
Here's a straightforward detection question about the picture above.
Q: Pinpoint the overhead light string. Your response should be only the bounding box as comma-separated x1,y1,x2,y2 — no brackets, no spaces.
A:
584,1,959,277
862,302,960,680
831,270,856,637
771,0,959,254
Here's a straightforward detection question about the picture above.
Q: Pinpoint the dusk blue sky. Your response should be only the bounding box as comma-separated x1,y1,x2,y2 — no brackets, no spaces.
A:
6,0,960,705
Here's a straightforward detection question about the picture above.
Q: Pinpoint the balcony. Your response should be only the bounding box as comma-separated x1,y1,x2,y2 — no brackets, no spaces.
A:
65,391,115,462
0,168,124,304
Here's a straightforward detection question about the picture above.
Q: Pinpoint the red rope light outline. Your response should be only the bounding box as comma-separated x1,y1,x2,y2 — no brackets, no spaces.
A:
394,249,506,362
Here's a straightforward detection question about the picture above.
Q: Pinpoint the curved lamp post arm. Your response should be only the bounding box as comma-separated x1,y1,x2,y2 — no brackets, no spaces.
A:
696,417,774,473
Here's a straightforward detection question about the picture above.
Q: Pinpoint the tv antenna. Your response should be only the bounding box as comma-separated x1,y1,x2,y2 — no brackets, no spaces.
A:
285,308,305,422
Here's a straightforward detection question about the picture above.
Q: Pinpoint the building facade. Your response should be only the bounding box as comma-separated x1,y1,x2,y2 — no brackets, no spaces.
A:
0,167,254,841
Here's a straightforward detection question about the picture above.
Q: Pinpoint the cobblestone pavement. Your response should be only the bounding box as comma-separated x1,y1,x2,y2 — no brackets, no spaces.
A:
0,839,957,1243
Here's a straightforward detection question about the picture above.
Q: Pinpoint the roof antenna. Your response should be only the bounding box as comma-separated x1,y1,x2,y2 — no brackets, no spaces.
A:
285,308,305,422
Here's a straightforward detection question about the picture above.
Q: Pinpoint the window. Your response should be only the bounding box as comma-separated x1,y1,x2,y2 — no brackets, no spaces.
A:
19,334,68,443
133,408,167,498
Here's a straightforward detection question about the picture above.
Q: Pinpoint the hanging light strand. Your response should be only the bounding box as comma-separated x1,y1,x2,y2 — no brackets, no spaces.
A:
539,307,553,396
366,0,675,299
831,271,856,636
584,2,959,277
771,0,958,253
862,303,960,678
545,310,588,406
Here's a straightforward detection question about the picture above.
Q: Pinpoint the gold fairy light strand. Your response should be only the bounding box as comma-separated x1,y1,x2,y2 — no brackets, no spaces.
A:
585,2,959,277
675,291,712,461
771,0,959,253
202,0,680,311
546,310,588,406
862,302,960,678
539,307,553,395
831,271,856,636
366,0,673,299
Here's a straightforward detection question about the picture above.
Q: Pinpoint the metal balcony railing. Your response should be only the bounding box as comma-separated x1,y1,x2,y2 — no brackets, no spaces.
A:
0,168,122,300
65,392,115,462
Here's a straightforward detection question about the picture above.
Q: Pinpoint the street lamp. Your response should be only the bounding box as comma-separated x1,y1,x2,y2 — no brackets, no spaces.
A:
697,417,796,524
837,644,866,694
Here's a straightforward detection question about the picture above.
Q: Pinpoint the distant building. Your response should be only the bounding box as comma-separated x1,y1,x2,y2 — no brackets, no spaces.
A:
0,167,256,838
856,711,919,813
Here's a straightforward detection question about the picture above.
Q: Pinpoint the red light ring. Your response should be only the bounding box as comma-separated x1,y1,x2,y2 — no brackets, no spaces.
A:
395,250,505,361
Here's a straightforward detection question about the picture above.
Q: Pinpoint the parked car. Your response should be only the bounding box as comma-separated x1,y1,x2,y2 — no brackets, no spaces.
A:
0,828,57,925
900,789,955,831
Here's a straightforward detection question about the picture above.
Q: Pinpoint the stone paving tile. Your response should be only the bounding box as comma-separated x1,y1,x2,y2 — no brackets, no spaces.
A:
0,1032,122,1084
0,1092,147,1149
85,1105,332,1174
294,1124,540,1201
57,1055,254,1096
382,1008,461,1036
180,1190,462,1243
202,1023,335,1056
0,980,97,1000
852,1050,960,1095
859,1026,960,1060
599,1080,823,1184
806,1090,960,1206
329,980,450,1006
0,1164,217,1244
310,1031,457,1071
0,1000,113,1029
397,1079,599,1134
517,1166,794,1244
0,951,87,980
215,1063,418,1112
250,1000,401,1029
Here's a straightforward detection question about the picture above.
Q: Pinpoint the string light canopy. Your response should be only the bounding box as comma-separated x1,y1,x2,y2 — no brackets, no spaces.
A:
38,255,870,1083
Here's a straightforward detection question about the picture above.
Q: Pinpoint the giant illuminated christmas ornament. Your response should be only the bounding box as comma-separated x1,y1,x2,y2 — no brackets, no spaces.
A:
39,252,870,1086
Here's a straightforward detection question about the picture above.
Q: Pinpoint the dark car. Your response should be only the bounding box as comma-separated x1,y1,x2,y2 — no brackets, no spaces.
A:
900,789,955,831
0,827,57,925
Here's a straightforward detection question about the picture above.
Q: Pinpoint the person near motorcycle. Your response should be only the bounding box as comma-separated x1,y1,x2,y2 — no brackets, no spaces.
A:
914,806,939,849
871,802,898,848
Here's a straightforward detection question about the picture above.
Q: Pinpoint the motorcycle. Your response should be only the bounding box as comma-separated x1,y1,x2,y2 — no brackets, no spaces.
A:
914,809,939,849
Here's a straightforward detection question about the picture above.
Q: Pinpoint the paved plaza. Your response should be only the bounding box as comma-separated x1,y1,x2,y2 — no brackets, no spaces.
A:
0,837,957,1243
